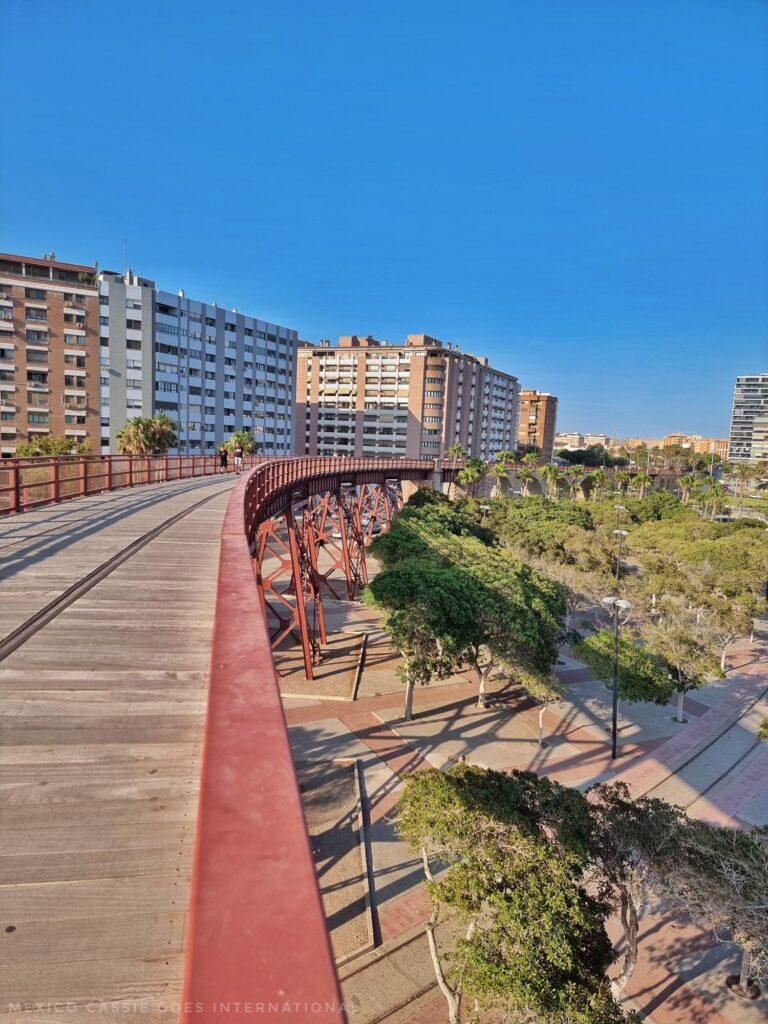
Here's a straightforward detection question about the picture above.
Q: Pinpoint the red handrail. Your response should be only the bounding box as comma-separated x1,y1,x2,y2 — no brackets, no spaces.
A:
0,453,273,515
182,458,434,1023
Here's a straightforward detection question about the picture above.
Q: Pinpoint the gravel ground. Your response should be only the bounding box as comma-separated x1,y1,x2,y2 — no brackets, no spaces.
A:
276,631,365,699
296,759,371,961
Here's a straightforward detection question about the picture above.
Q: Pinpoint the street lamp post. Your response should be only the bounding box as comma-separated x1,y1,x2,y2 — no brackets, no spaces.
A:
602,595,632,759
613,528,629,586
613,504,629,588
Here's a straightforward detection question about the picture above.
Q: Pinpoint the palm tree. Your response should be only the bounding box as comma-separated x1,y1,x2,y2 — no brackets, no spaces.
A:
517,467,536,497
116,417,155,455
150,412,178,454
679,473,697,504
445,443,466,500
494,449,516,464
632,472,653,499
116,413,177,455
729,463,755,514
540,464,562,500
224,429,256,454
614,470,631,493
457,457,486,497
588,468,608,500
488,459,509,497
697,477,727,519
565,465,584,501
522,451,539,467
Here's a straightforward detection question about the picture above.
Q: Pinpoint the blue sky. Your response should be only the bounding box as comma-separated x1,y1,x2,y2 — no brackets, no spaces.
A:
2,0,766,437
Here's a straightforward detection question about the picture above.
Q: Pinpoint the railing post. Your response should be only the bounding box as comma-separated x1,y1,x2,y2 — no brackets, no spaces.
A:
128,457,134,488
165,454,169,482
79,456,87,496
106,455,113,492
52,459,60,503
11,462,20,513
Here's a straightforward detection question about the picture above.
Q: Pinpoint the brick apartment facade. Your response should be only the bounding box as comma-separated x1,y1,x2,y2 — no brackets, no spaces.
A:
517,389,558,461
295,333,519,459
0,253,100,456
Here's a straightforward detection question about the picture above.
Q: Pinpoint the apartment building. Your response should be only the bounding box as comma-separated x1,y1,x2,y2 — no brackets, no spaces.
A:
296,334,519,459
729,373,768,463
553,431,584,451
517,389,558,460
99,270,298,454
0,252,100,456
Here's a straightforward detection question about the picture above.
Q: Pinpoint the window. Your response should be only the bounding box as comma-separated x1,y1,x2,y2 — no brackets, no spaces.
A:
26,350,48,364
100,316,109,326
126,319,142,331
26,330,47,343
25,288,46,301
28,412,49,424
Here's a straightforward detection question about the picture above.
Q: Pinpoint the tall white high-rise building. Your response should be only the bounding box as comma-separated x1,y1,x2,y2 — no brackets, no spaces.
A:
99,270,298,454
728,373,768,463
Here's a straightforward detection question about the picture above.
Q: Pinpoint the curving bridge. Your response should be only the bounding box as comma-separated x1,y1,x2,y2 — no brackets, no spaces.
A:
0,456,433,1024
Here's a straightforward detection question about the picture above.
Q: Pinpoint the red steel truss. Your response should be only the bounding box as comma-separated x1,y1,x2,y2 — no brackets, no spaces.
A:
245,458,431,680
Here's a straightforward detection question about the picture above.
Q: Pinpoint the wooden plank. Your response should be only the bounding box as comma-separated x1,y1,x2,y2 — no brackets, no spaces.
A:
0,484,232,1011
0,911,186,966
0,952,186,1006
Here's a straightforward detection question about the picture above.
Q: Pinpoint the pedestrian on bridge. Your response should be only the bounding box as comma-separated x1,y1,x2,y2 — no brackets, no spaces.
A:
218,447,229,473
234,443,244,473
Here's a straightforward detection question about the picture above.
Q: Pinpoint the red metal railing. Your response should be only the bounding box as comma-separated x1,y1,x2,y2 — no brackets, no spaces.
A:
182,458,434,1024
0,454,267,515
242,456,435,544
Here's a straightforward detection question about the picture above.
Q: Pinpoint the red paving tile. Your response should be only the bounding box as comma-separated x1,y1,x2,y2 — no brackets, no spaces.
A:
285,643,768,1024
619,914,735,1024
378,887,431,942
697,744,768,828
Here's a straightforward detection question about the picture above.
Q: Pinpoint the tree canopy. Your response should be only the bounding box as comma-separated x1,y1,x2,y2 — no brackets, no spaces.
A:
15,435,92,456
399,764,629,1023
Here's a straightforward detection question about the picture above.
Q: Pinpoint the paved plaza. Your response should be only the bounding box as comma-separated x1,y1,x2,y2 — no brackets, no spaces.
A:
284,595,768,1024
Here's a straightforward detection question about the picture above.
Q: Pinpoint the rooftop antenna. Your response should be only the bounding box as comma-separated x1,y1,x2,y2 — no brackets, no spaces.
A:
123,238,128,278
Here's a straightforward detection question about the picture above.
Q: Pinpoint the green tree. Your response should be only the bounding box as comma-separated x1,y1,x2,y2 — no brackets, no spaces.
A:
116,412,177,455
223,429,257,454
540,463,562,500
456,456,486,497
364,558,474,719
445,443,466,500
669,820,768,999
645,618,721,723
565,464,585,500
587,782,684,997
487,459,509,497
15,436,91,456
729,463,756,514
574,630,675,707
679,473,698,504
516,466,536,497
441,537,565,708
588,468,608,500
522,451,540,467
398,764,628,1024
614,470,631,493
631,472,653,499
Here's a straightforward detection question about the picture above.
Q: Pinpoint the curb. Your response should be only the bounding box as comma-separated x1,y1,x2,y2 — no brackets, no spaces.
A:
334,757,376,968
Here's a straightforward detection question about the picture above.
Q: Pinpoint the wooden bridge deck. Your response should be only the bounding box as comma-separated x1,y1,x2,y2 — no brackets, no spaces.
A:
0,476,238,1021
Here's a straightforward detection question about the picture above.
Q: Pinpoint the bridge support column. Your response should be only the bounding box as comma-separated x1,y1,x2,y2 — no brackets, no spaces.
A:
254,506,326,680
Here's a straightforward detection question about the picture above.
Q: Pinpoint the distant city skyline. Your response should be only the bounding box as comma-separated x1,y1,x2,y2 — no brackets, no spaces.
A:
2,1,766,438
